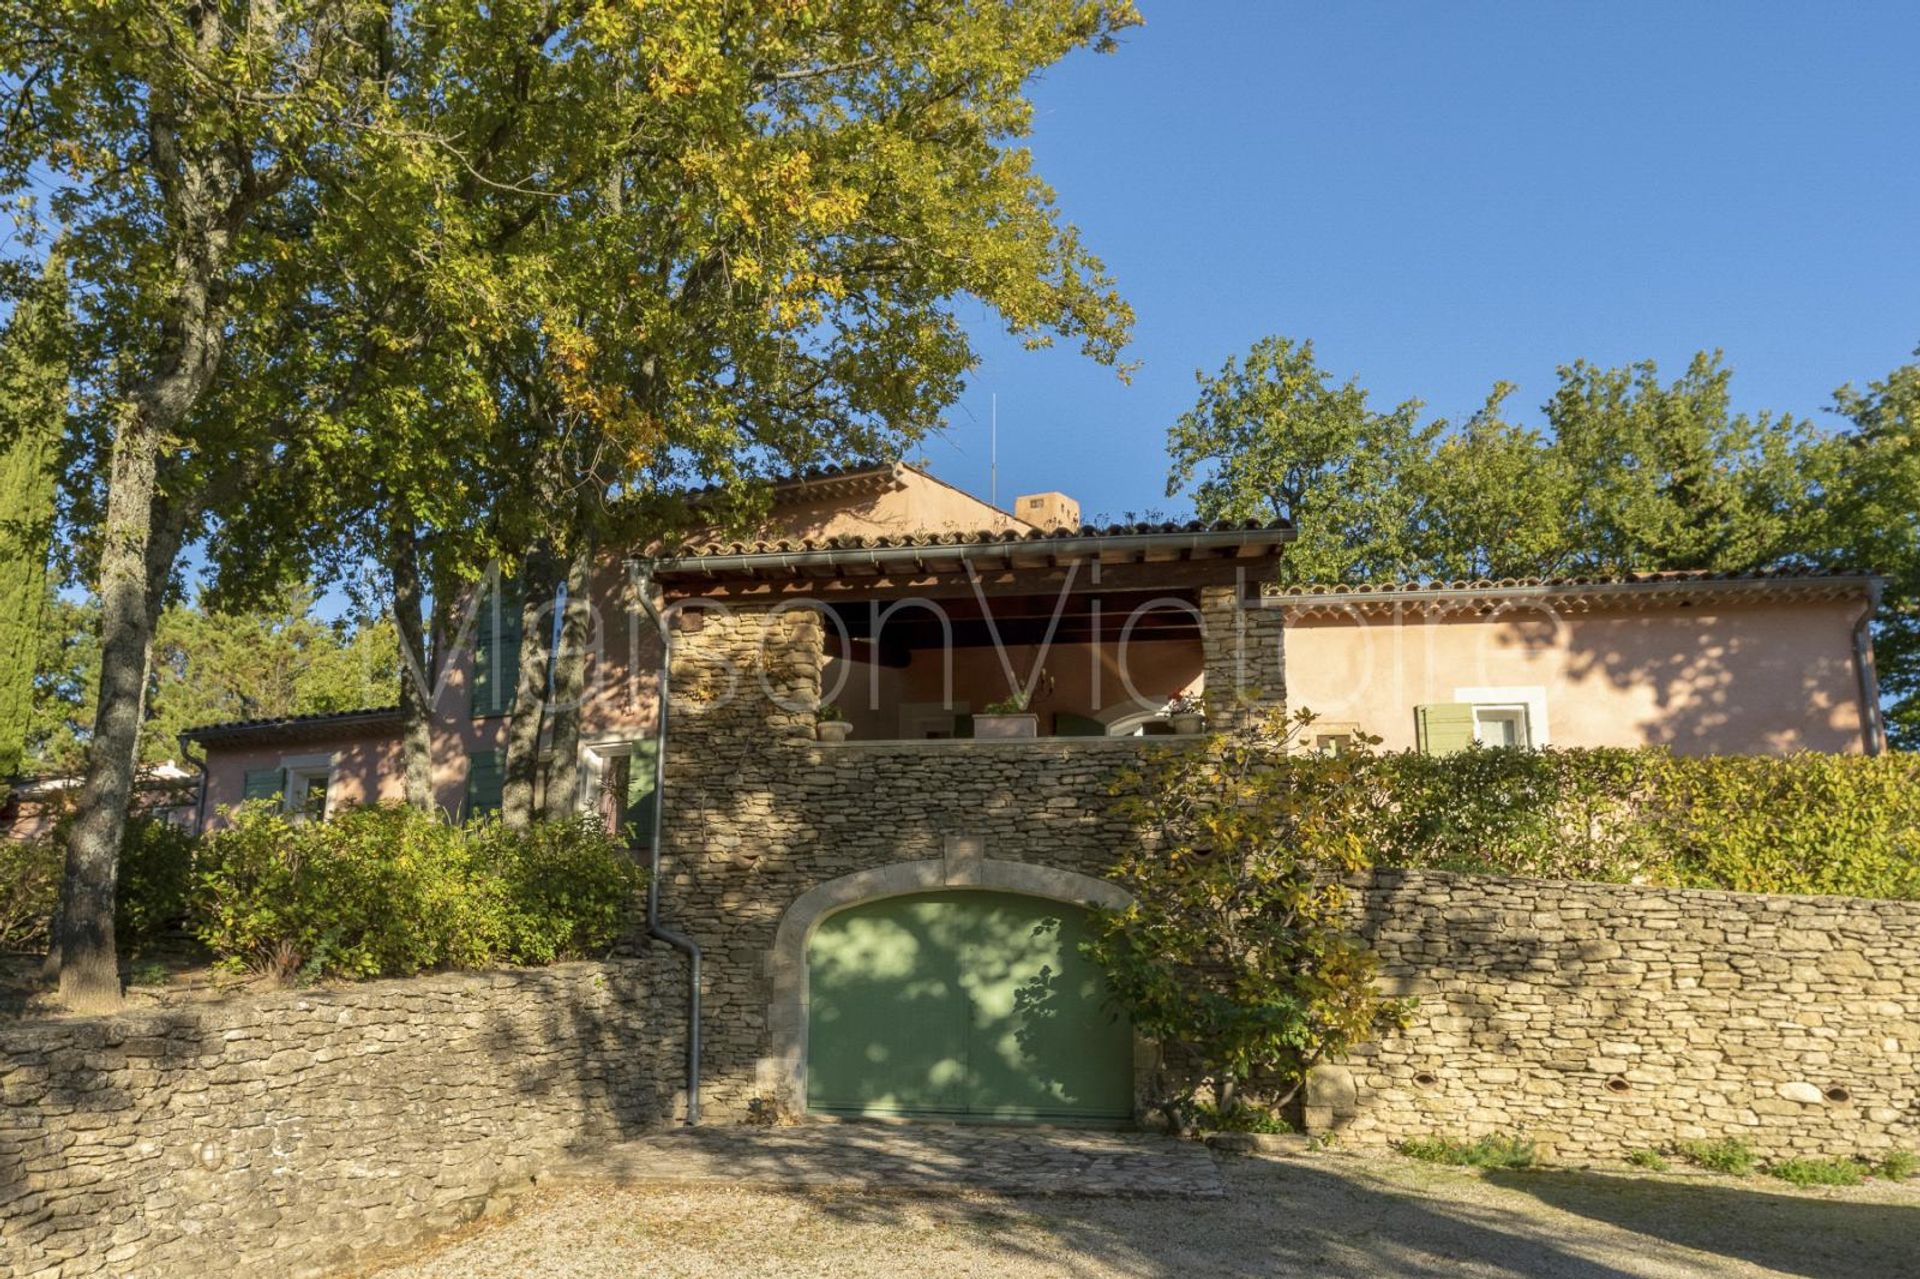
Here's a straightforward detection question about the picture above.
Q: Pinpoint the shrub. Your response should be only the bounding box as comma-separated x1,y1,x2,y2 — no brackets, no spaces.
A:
471,817,644,965
192,804,641,981
116,817,198,951
1626,1148,1670,1172
1876,1151,1919,1180
1675,1137,1756,1175
0,837,61,950
1768,1157,1865,1188
1398,1134,1536,1170
0,815,198,953
1092,709,1413,1131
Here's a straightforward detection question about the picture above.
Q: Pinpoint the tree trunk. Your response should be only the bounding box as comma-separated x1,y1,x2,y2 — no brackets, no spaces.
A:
540,531,596,821
389,519,436,812
53,423,178,1009
501,547,560,830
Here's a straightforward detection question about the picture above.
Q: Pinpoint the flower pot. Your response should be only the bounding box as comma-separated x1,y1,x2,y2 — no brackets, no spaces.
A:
815,720,852,743
1170,712,1205,736
972,713,1038,740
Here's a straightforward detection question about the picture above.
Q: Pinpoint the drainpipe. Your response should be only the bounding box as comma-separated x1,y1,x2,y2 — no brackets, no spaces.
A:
628,557,702,1125
177,733,209,836
1852,581,1886,757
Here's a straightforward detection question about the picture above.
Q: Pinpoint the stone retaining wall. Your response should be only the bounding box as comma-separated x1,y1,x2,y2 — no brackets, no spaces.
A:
1308,869,1920,1164
0,961,663,1279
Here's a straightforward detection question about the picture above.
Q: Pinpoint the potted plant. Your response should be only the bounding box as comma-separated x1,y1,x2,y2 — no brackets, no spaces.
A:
815,702,852,743
1166,692,1205,735
974,690,1038,739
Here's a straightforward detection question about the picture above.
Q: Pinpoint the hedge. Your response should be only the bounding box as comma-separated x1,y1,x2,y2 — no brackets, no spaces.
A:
193,804,644,980
0,805,645,981
1359,747,1920,900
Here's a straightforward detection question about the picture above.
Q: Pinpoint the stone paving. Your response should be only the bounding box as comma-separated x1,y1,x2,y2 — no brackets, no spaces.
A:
546,1121,1228,1199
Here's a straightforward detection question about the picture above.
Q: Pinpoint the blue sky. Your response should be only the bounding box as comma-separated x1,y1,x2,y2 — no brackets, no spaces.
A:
922,2,1920,523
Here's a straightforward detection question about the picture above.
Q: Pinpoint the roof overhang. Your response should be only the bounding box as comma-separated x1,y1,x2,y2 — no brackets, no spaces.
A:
643,522,1296,599
1264,573,1884,619
182,706,405,748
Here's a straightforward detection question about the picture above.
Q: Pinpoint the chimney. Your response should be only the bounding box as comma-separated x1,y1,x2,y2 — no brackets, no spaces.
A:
1014,491,1080,532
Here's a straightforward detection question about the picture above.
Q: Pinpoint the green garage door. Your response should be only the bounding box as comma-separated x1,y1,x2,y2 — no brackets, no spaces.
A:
806,890,1134,1122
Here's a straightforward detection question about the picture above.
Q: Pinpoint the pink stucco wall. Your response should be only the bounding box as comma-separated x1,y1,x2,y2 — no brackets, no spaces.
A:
1281,597,1874,755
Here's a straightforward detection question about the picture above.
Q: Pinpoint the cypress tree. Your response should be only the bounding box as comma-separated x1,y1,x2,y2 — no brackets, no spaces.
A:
0,254,68,782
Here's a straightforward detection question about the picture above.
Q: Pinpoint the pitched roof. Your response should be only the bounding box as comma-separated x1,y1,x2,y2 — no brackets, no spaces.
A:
1265,569,1881,616
182,705,404,746
650,517,1295,583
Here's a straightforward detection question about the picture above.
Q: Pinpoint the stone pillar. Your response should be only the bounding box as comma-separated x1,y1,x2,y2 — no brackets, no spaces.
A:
1199,582,1286,732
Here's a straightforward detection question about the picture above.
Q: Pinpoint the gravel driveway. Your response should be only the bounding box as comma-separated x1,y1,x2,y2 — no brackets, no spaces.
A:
367,1153,1920,1279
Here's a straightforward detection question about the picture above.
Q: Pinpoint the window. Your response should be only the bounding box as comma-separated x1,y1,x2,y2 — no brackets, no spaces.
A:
286,766,332,822
1313,732,1353,757
1471,705,1531,749
585,740,658,847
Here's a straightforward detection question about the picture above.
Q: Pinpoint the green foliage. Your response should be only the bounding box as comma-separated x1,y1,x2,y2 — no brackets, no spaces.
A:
981,691,1032,715
0,815,194,953
1194,1102,1292,1134
470,817,647,967
1398,1134,1537,1170
0,252,66,780
1767,1157,1865,1188
1320,739,1920,901
0,835,61,950
1166,340,1919,743
1626,1148,1671,1172
1814,357,1920,748
1167,336,1428,583
1875,1151,1919,1180
1676,1138,1756,1176
115,817,197,953
29,588,398,773
193,804,641,982
1090,709,1414,1123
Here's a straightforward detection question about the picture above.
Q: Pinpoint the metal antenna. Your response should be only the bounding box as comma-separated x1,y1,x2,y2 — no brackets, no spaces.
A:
990,392,998,508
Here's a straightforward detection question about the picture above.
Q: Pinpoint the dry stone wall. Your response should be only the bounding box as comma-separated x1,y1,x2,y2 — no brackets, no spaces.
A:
1310,869,1920,1164
0,962,662,1279
657,602,1173,1119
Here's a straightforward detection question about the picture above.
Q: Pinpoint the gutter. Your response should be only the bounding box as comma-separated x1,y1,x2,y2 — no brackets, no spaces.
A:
627,557,703,1125
176,734,209,837
1852,580,1886,756
1259,574,1886,611
647,525,1294,579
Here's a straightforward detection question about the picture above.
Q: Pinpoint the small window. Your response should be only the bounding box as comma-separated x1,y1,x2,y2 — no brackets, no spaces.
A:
288,768,331,822
1313,732,1353,757
1472,705,1532,749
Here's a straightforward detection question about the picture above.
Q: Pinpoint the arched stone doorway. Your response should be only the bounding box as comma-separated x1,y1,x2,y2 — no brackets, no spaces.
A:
759,857,1146,1121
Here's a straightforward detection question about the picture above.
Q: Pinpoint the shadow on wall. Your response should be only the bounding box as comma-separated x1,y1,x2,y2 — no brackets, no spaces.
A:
1534,609,1857,753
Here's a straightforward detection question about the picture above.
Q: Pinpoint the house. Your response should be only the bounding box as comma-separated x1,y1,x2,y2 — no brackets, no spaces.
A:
180,462,1886,1125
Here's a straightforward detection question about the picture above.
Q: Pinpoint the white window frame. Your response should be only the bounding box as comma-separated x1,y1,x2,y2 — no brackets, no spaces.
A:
1453,685,1550,749
279,752,335,822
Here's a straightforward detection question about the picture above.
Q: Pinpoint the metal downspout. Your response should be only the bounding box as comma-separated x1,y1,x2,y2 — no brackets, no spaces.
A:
629,558,702,1125
1852,581,1886,756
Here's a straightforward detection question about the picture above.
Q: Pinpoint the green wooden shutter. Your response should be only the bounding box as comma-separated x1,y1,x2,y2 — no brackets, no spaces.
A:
470,586,524,719
1054,711,1107,738
471,589,498,718
465,750,504,821
623,741,659,846
242,767,285,803
1415,703,1477,756
498,598,523,714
